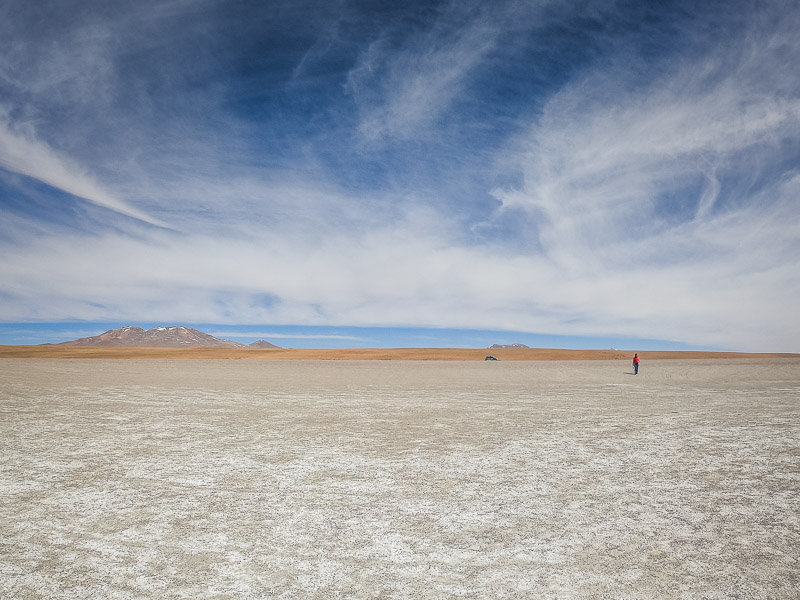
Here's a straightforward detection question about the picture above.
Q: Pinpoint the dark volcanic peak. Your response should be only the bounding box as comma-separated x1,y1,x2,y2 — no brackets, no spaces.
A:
58,326,251,348
489,343,530,349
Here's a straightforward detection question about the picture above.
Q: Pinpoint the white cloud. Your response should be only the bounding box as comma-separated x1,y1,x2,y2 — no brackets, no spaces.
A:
347,1,517,142
484,15,800,350
0,116,166,227
2,174,797,351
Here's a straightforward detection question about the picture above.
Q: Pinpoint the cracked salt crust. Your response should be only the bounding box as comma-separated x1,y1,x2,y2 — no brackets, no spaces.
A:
1,358,799,598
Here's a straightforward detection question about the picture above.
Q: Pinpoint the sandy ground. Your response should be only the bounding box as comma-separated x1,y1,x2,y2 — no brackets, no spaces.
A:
1,358,798,599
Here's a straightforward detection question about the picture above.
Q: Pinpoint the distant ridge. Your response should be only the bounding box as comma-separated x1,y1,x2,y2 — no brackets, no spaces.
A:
249,339,280,349
56,326,280,349
489,343,530,349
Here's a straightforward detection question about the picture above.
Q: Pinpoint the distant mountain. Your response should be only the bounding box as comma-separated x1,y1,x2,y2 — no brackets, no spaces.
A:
249,339,280,349
56,326,266,349
489,343,530,349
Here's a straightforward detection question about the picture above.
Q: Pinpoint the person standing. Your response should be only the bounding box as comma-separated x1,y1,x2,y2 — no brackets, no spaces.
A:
632,353,640,375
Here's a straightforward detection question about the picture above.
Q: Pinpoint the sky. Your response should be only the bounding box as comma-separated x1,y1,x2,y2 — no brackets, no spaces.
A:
1,0,799,351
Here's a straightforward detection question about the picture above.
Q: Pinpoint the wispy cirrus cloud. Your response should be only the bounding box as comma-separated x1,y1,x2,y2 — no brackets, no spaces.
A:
346,0,564,144
348,18,496,141
0,116,167,227
488,1,800,349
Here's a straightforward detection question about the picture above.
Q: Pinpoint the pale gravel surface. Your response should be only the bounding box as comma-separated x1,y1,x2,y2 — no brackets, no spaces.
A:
1,358,798,599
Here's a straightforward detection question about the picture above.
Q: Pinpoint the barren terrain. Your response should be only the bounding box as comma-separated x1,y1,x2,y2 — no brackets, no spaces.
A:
1,358,798,598
1,345,796,360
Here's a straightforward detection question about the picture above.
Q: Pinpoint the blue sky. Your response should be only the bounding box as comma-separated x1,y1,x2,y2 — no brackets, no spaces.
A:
0,321,709,351
1,0,798,351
